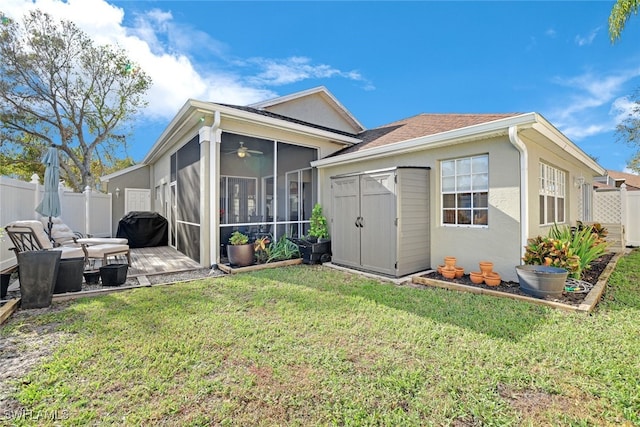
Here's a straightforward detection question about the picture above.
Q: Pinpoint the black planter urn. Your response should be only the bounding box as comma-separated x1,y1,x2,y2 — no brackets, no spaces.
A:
54,257,85,294
18,250,61,309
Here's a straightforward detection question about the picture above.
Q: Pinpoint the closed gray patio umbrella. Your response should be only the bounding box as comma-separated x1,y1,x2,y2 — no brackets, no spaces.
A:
35,146,61,238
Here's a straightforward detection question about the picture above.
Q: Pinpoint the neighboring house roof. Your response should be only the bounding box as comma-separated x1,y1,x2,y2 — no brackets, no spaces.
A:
604,170,640,190
337,113,522,156
99,163,148,182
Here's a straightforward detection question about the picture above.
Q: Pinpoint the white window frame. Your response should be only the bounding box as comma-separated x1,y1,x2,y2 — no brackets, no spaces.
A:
441,154,489,227
539,162,566,225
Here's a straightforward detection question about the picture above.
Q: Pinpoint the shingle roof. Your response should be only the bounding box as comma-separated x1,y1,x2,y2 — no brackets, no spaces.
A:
606,170,640,190
218,103,360,138
334,113,523,156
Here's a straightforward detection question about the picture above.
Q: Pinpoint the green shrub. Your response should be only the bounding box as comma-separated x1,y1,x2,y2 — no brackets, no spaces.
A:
308,203,329,239
523,223,608,279
267,236,300,262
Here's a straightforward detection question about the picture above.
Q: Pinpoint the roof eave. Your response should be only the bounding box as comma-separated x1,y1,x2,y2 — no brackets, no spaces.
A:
143,99,362,164
531,114,606,176
312,113,539,168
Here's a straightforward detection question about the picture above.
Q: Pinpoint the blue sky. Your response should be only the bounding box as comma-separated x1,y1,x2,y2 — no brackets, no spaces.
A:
5,0,640,171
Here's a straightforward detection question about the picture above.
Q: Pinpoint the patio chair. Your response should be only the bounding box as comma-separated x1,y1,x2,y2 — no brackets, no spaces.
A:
40,217,128,246
6,220,130,266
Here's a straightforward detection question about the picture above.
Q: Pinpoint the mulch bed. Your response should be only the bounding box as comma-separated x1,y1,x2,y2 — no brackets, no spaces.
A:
418,253,615,307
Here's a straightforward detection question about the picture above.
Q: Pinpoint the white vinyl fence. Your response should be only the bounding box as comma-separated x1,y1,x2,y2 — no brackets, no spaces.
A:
0,175,113,270
593,183,640,249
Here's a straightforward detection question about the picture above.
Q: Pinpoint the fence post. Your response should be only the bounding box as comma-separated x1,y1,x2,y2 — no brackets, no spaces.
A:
30,174,40,220
620,183,627,247
84,185,91,237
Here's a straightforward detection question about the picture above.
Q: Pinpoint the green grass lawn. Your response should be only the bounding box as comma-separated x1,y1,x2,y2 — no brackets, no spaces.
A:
3,250,640,426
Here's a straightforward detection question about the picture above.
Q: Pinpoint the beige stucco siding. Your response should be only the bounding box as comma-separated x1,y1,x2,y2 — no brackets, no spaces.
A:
261,92,359,134
519,130,597,240
103,165,150,235
318,135,523,281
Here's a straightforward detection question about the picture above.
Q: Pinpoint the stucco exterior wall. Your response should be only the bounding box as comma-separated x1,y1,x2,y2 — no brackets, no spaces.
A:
318,135,523,281
102,165,151,236
520,130,598,240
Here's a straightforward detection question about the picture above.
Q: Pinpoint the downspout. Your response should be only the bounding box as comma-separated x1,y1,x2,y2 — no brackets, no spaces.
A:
509,126,528,263
210,111,221,268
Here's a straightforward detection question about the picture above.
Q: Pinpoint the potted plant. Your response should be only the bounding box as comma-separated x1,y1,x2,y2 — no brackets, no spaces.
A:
517,223,608,298
295,204,331,264
308,203,330,242
227,230,254,267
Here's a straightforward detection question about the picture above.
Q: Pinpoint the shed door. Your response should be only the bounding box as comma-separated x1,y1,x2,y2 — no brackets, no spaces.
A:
360,172,396,276
331,176,360,268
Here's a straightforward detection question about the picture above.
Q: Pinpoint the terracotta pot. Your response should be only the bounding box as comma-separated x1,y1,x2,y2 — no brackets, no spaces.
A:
454,266,464,278
437,265,445,275
441,268,456,279
469,271,484,284
479,261,494,277
484,272,501,286
444,256,457,269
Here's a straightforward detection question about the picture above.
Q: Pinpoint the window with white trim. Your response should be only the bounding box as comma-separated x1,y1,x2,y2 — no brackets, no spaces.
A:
539,163,566,225
441,155,488,226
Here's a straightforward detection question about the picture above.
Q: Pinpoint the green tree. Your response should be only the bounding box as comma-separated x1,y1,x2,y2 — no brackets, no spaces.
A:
609,2,640,171
0,10,151,191
609,0,640,42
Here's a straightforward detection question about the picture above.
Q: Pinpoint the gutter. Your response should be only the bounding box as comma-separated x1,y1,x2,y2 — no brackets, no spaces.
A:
312,113,539,169
508,126,528,263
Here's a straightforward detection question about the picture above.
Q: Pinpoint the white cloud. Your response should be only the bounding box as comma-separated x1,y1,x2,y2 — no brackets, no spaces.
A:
547,67,640,140
545,28,556,38
245,56,369,87
611,96,640,123
575,27,600,46
2,0,371,121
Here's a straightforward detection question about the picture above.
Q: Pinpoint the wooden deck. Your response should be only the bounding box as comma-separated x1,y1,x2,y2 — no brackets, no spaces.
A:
126,246,204,277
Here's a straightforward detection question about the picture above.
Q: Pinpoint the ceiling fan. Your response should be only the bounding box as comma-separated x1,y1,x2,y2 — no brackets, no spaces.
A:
225,141,263,158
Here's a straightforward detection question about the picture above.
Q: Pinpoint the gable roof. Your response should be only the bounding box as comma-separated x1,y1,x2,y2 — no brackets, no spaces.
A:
337,113,522,156
249,86,365,133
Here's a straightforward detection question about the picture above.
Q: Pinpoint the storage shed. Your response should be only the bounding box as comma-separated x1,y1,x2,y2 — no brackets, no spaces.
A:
330,167,430,277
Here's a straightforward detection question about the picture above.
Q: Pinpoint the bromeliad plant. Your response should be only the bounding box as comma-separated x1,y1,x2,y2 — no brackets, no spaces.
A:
523,223,608,279
254,235,271,264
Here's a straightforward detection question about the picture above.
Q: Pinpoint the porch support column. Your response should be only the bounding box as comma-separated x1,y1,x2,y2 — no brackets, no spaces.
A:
199,111,222,268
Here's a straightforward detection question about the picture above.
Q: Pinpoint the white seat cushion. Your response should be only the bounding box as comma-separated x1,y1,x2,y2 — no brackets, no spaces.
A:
53,246,86,259
86,243,129,259
8,220,55,249
77,237,128,245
